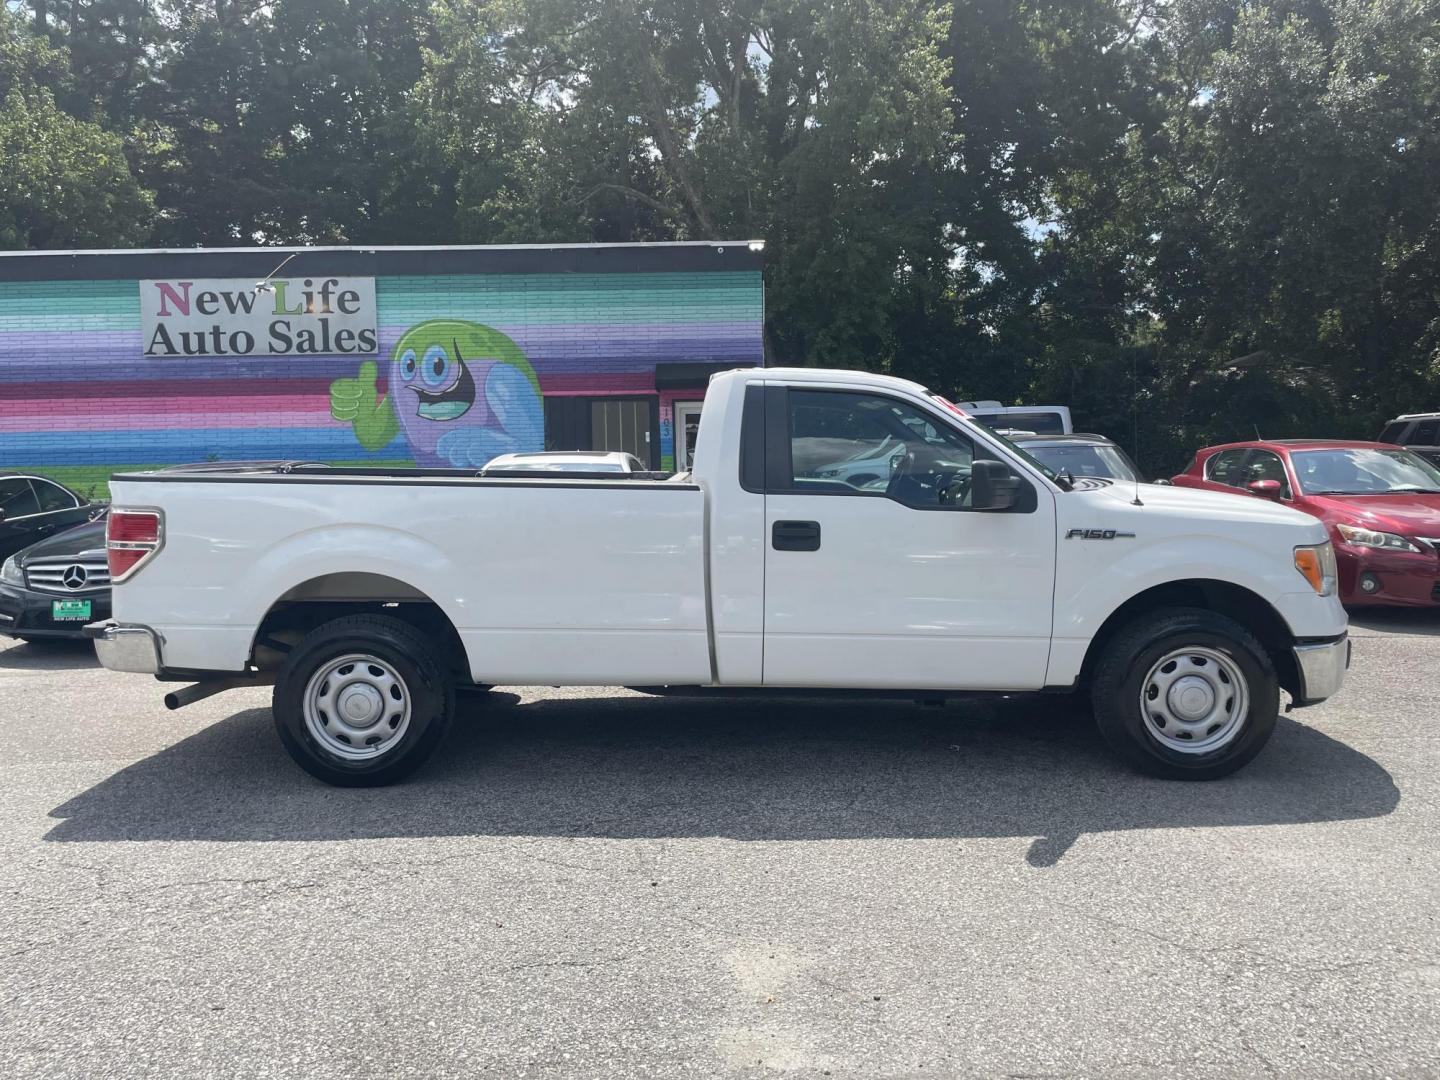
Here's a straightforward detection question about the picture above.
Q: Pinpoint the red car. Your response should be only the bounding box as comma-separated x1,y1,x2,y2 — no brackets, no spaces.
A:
1173,440,1440,607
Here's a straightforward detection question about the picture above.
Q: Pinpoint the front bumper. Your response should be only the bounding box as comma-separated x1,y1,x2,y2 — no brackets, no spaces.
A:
83,619,162,674
0,581,112,640
1335,544,1439,608
1292,633,1350,706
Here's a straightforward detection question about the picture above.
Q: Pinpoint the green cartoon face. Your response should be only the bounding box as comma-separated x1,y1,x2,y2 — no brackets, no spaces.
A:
386,320,543,467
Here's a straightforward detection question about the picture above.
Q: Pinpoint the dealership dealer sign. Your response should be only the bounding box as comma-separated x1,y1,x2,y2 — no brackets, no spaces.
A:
141,278,378,357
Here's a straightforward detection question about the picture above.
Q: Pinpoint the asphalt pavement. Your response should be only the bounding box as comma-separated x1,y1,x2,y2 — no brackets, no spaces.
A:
1,613,1437,1079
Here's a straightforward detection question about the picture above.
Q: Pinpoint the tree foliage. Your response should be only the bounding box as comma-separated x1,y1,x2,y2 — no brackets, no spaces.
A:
5,0,1440,468
0,7,152,248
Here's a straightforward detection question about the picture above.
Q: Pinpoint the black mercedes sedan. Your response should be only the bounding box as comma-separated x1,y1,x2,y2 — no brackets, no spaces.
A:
0,473,105,563
0,517,110,642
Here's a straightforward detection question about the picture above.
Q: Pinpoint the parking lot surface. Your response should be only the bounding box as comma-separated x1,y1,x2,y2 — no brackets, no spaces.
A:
1,614,1437,1079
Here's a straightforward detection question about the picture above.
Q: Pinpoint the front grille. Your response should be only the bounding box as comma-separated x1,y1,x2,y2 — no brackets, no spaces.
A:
23,557,111,595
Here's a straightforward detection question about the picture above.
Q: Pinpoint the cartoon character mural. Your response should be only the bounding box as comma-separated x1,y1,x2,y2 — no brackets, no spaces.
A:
330,319,543,467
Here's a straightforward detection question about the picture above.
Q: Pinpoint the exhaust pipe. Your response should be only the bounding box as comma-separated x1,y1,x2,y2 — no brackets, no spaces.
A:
163,676,267,711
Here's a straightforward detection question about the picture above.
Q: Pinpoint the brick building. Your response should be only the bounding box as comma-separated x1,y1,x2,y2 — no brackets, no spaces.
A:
0,242,765,493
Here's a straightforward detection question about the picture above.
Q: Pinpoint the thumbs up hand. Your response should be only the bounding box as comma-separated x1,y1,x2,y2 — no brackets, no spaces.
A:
331,360,399,450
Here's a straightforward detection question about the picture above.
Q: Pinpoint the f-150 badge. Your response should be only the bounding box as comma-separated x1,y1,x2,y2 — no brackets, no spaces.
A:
1065,528,1137,539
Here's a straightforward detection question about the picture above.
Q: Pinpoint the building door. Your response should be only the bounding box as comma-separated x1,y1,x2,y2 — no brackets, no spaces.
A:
591,398,657,466
543,395,660,468
675,401,704,471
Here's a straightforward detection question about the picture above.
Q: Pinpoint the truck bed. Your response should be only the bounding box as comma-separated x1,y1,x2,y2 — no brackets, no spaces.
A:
140,461,679,483
108,466,713,685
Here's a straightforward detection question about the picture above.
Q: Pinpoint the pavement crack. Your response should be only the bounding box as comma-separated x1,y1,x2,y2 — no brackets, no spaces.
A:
1240,1034,1279,1076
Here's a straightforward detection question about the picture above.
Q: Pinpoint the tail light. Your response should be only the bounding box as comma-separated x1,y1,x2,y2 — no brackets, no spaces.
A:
107,508,164,583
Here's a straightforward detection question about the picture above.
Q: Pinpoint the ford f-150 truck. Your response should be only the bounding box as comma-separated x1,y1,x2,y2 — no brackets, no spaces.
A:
88,367,1349,786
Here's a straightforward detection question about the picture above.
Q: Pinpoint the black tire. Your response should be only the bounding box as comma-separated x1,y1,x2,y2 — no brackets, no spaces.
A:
272,614,455,787
1091,607,1278,780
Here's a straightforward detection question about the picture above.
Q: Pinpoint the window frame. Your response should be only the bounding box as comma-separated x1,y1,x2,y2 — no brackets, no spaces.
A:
1204,448,1252,489
31,478,80,514
0,477,47,521
742,383,1038,513
1241,448,1293,499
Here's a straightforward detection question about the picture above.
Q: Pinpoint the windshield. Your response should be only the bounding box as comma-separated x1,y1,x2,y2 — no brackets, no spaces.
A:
1022,443,1139,483
1291,448,1440,495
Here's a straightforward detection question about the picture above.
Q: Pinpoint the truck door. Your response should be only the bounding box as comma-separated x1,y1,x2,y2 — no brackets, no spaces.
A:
759,384,1057,690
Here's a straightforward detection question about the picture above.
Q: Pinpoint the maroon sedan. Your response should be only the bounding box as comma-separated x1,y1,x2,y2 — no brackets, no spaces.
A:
1173,440,1440,607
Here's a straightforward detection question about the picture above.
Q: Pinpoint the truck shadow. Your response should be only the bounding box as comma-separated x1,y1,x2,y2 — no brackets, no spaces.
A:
44,693,1398,866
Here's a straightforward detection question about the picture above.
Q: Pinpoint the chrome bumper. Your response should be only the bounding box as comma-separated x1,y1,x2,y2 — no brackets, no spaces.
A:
84,620,161,674
1292,633,1349,706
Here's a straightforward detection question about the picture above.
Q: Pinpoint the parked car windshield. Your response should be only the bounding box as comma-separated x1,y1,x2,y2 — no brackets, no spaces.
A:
1291,447,1440,495
1021,442,1140,482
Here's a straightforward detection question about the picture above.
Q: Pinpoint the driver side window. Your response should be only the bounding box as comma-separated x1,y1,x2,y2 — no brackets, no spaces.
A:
787,389,976,509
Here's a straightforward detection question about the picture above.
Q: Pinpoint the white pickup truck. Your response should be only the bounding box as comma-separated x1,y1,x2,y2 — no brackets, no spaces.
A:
89,367,1349,786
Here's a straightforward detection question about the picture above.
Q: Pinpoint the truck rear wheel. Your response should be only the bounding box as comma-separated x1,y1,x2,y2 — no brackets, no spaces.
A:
272,614,455,787
1091,607,1279,780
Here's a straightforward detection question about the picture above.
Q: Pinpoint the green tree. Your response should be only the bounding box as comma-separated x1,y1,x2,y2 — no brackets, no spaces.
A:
420,0,956,365
0,86,154,247
143,0,438,245
1034,0,1440,471
0,8,153,248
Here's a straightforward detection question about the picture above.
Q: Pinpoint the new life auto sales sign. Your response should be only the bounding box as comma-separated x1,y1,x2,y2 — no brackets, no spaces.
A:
141,278,378,357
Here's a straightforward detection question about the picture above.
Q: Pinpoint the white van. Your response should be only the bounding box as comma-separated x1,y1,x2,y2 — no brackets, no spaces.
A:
958,401,1073,435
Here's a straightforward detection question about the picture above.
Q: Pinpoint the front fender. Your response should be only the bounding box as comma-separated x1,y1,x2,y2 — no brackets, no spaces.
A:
1046,532,1346,687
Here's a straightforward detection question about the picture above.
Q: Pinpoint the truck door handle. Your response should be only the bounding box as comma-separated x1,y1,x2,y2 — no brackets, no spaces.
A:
772,520,821,552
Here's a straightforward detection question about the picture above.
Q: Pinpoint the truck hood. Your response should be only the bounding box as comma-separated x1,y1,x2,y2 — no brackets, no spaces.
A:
15,518,108,564
1304,493,1440,539
1087,478,1321,530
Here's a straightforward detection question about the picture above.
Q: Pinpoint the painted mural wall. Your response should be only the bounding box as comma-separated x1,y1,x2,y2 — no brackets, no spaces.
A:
0,258,764,495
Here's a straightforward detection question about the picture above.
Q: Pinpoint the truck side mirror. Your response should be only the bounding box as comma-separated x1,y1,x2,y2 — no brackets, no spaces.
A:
1247,479,1283,501
970,459,1020,511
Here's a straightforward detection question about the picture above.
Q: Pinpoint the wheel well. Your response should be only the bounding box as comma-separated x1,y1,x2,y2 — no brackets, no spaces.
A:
250,573,468,679
1080,580,1301,698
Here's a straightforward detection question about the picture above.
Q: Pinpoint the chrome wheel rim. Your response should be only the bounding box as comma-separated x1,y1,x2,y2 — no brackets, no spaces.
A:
1139,646,1248,755
302,653,412,761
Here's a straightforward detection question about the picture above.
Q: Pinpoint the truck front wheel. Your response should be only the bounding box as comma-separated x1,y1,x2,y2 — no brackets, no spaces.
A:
272,614,455,787
1091,608,1279,780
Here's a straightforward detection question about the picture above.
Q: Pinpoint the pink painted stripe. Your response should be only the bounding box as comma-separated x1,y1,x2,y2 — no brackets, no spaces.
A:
0,406,336,433
538,372,655,394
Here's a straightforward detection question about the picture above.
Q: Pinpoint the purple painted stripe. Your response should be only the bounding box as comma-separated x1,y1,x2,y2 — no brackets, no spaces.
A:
0,322,763,382
0,378,336,401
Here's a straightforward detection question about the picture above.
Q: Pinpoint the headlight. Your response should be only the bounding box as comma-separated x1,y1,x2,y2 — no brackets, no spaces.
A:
1,556,22,587
1335,523,1423,554
1294,542,1338,596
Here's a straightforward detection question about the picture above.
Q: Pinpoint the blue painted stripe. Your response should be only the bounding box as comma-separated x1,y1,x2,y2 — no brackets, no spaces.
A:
0,428,409,463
